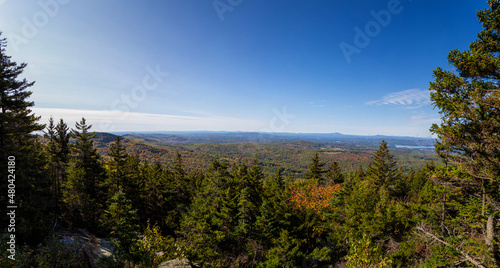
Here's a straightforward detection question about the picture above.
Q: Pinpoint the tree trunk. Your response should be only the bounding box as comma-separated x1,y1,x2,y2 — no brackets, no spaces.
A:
486,215,494,249
441,194,446,236
481,180,486,216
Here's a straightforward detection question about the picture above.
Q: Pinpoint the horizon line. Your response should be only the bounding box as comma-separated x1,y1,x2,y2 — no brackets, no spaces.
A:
107,130,435,139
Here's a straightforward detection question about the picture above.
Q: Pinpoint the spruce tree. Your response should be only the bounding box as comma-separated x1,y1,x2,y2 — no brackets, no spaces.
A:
63,118,105,230
365,140,399,192
0,32,49,245
429,1,500,263
44,117,70,217
326,161,344,184
179,159,234,266
306,152,326,182
0,32,44,158
430,1,500,180
122,154,142,214
55,118,70,163
246,158,264,208
108,136,127,195
44,117,58,199
103,188,140,262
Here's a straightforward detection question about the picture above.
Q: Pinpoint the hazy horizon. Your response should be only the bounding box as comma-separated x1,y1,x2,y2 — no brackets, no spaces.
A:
109,130,436,139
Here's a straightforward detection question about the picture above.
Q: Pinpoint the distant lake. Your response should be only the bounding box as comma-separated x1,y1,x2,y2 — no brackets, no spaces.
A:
395,145,435,149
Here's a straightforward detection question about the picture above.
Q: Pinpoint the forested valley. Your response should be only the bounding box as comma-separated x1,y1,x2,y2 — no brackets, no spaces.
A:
2,1,500,267
90,132,438,180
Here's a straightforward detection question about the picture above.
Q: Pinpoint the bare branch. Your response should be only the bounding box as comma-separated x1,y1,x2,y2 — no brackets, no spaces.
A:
415,225,486,268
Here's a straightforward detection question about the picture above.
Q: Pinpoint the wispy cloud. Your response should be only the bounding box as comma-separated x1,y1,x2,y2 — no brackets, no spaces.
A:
366,89,430,108
33,108,264,132
410,112,440,125
308,100,328,108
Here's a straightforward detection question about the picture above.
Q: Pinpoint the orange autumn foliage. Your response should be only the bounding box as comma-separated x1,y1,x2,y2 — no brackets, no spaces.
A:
289,183,342,216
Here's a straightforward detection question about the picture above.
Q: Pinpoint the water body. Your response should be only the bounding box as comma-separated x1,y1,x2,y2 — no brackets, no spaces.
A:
395,145,435,149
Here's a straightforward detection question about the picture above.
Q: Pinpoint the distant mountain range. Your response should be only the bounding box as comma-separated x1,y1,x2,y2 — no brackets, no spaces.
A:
112,131,435,149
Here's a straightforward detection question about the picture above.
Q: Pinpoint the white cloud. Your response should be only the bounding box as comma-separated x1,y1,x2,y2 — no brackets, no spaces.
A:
308,100,328,108
410,112,441,125
366,89,430,108
33,108,264,133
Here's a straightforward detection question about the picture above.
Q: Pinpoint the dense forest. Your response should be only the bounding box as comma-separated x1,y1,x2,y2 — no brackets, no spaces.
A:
1,1,500,267
90,132,438,179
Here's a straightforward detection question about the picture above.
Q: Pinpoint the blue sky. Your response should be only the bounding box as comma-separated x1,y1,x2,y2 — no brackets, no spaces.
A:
0,0,488,136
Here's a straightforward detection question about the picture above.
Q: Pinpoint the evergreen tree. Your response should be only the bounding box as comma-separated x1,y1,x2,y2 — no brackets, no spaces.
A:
429,1,500,263
430,1,500,180
169,152,193,233
246,158,264,209
122,154,142,213
326,161,344,184
306,152,326,182
179,159,234,266
257,168,289,245
44,117,70,217
63,118,105,230
0,32,44,159
365,140,399,195
108,136,127,195
236,187,254,236
138,161,183,235
0,32,49,245
54,118,70,163
173,151,186,178
44,117,58,200
354,164,365,178
103,188,140,262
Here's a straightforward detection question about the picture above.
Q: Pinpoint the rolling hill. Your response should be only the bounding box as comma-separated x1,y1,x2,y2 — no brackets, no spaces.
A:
94,131,439,178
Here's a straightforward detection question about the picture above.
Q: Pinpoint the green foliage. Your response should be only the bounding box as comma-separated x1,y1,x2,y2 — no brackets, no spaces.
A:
418,243,461,268
344,142,411,244
429,9,500,264
107,136,128,195
44,117,71,216
345,234,392,268
430,0,500,179
457,196,489,230
259,229,303,268
366,140,401,195
326,161,344,184
62,118,106,231
305,152,326,182
0,31,44,158
129,222,176,267
0,31,52,246
103,188,140,262
344,180,384,239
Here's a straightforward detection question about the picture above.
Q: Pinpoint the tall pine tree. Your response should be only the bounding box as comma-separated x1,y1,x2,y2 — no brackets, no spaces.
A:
429,1,500,262
0,32,50,245
44,117,70,218
63,118,105,230
326,161,344,185
108,136,127,196
365,140,399,195
306,152,326,183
